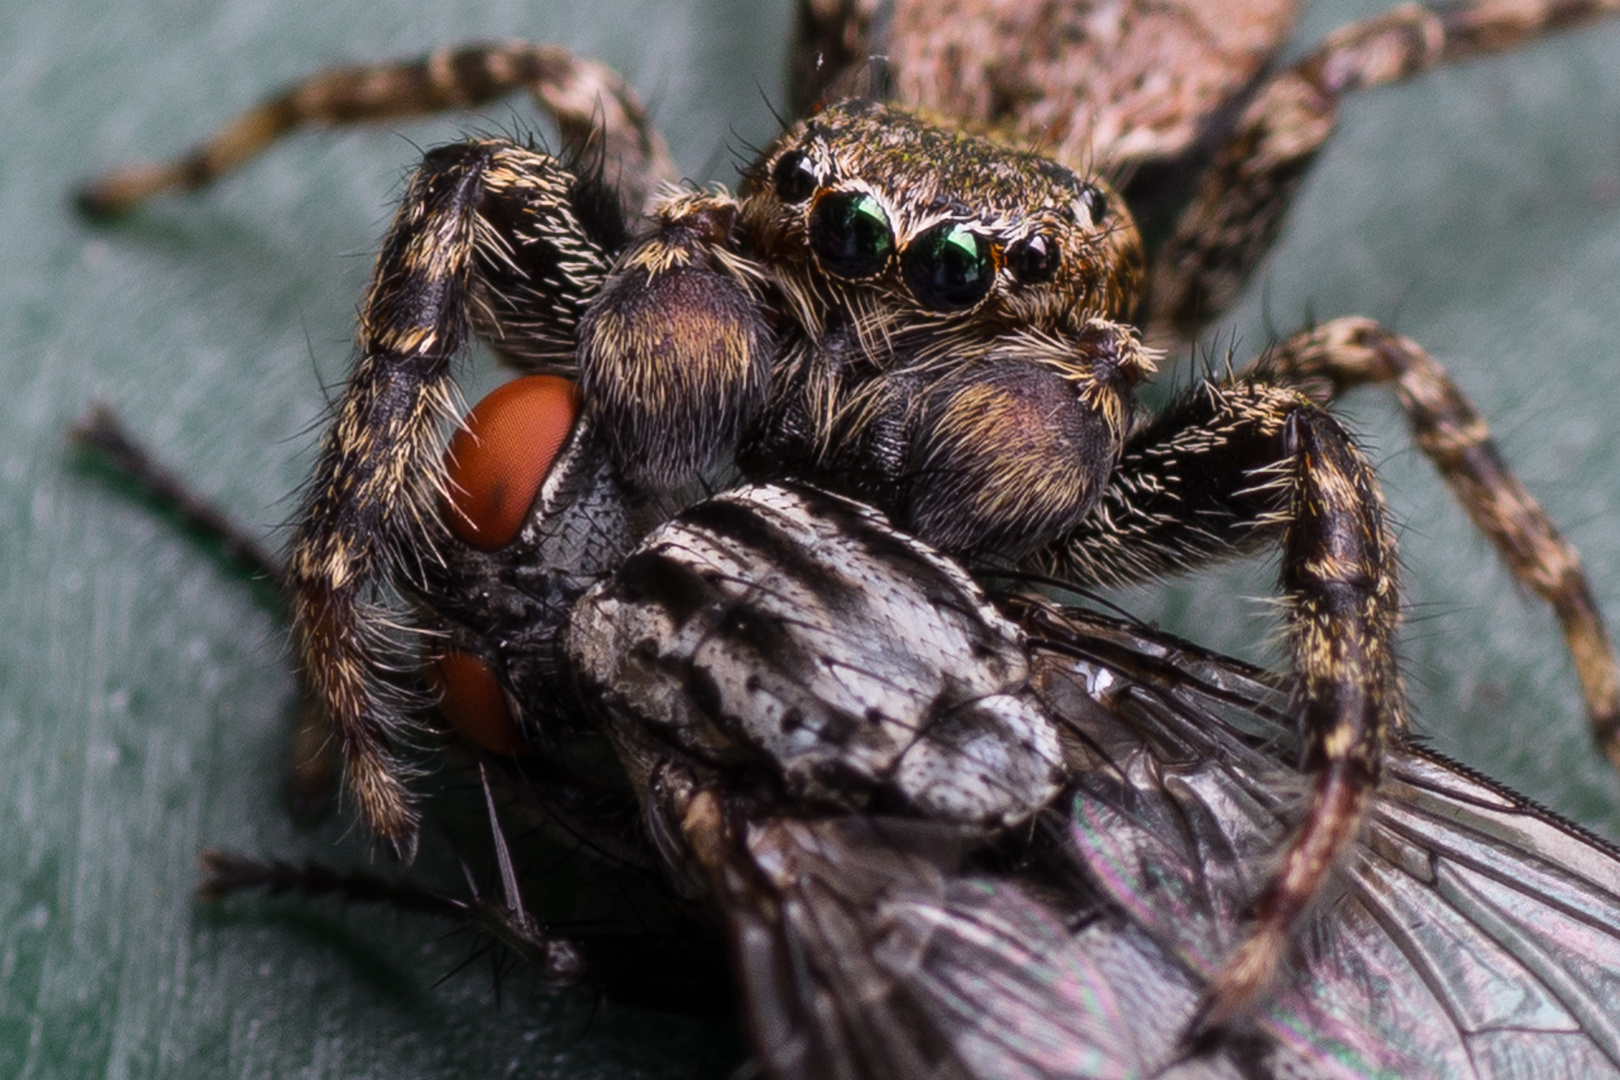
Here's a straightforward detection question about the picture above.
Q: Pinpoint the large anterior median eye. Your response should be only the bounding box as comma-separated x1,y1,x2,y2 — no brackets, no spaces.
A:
808,190,894,278
903,220,994,310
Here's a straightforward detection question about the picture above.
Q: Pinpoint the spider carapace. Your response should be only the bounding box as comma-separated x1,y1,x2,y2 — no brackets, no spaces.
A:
77,0,1620,1041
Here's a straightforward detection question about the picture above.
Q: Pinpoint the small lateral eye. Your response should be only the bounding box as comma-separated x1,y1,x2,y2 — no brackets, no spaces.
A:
1078,184,1109,226
443,374,581,551
1006,232,1060,285
808,190,895,278
903,220,994,310
772,149,819,204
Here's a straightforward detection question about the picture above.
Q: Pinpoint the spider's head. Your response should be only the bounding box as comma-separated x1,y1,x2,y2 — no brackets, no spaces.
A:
740,99,1144,342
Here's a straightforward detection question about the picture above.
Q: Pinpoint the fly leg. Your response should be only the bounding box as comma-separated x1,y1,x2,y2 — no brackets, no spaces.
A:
69,404,340,819
198,765,732,1010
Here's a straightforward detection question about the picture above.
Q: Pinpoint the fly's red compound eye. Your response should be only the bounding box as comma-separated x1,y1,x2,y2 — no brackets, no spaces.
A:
426,649,527,756
443,375,581,550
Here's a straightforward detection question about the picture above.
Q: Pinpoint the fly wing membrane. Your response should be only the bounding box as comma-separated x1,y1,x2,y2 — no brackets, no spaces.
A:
1036,624,1414,1076
723,810,1415,1079
725,814,1245,1080
1361,758,1620,1075
1031,605,1620,1079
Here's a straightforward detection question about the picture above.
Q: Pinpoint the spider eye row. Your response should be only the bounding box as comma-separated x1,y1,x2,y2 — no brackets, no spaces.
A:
773,148,1067,312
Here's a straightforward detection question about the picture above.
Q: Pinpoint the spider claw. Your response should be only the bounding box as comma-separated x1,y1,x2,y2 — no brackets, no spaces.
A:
1184,930,1287,1043
74,161,177,217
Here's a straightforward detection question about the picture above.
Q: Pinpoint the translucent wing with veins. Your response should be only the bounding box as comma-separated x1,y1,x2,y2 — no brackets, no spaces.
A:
1031,602,1620,1078
597,485,1620,1079
720,812,1395,1079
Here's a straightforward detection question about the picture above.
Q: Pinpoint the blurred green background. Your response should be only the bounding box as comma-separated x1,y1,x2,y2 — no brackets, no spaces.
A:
2,1,1618,1077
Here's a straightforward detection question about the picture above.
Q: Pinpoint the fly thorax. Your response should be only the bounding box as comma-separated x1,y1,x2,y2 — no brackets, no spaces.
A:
567,483,1064,829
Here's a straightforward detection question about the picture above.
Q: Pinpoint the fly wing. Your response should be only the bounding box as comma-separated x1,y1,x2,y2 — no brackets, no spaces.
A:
1028,603,1620,1079
571,484,1620,1077
1364,755,1620,1076
717,808,1404,1080
717,813,1257,1080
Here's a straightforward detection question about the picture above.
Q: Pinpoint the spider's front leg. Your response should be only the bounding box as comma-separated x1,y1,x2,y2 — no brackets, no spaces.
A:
294,138,768,855
1043,381,1402,1026
291,138,625,854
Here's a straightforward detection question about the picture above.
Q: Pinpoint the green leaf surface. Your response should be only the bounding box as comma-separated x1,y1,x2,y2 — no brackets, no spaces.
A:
2,1,1619,1077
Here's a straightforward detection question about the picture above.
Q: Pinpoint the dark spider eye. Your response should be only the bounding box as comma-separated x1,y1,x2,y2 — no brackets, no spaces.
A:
772,149,819,204
808,191,895,278
1079,184,1109,226
1006,232,1059,285
902,221,994,310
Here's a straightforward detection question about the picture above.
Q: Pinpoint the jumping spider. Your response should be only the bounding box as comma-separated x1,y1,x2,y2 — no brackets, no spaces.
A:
79,0,1620,1051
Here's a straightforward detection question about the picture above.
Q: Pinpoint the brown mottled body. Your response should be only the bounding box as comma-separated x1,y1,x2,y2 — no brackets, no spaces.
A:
796,0,1298,168
729,101,1154,558
77,0,1620,1035
799,0,1620,337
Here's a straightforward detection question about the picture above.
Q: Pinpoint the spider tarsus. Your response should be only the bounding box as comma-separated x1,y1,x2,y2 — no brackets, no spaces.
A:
73,171,157,218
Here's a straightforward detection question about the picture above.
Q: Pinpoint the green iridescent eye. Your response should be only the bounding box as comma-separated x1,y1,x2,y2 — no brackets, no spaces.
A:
808,190,895,278
903,221,994,310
